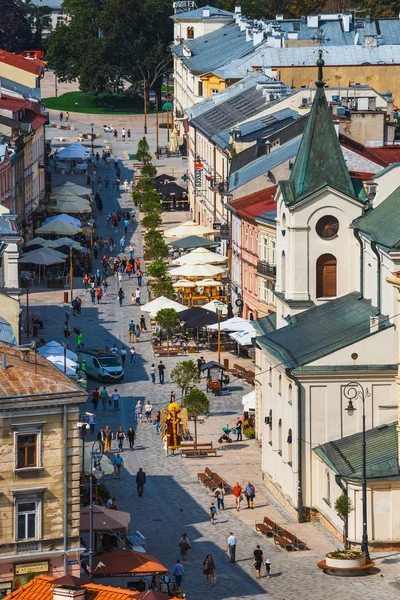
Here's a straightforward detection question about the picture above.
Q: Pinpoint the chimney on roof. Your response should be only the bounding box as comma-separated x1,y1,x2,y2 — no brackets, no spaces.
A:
343,13,351,32
53,588,85,600
20,348,31,362
235,5,241,13
370,315,379,334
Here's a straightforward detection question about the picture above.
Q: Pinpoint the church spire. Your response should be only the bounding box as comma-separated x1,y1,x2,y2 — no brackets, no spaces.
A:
280,53,356,205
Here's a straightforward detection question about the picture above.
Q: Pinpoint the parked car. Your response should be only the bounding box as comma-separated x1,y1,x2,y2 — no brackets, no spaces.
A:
77,349,124,382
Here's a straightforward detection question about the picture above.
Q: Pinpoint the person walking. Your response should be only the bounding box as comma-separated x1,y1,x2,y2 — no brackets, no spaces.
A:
126,261,132,279
116,426,126,451
226,532,237,563
90,287,96,304
83,273,89,290
158,361,166,384
233,482,243,512
209,502,217,525
97,427,105,453
127,426,136,450
96,286,103,304
128,320,135,343
145,401,153,422
92,387,100,410
150,363,156,384
117,288,125,307
135,287,141,305
252,545,264,579
214,483,225,511
265,558,271,578
123,217,129,234
136,467,146,496
179,533,191,562
155,410,161,433
102,278,108,296
59,111,63,122
135,324,141,343
129,242,134,258
135,400,142,423
136,269,143,287
140,314,147,332
203,554,216,586
63,321,70,339
88,413,96,435
163,434,169,456
114,453,124,479
65,111,69,122
130,346,136,365
173,560,184,589
245,481,256,509
236,417,243,442
127,128,131,140
120,346,127,366
104,425,113,452
111,388,120,411
121,128,126,141
100,386,110,410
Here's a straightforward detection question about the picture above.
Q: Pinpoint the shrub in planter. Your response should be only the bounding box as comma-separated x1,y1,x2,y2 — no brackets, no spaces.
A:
243,426,255,439
137,178,156,192
142,213,162,229
325,550,366,568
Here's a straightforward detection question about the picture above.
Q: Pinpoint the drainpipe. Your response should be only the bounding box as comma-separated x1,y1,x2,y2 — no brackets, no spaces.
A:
213,144,217,224
63,403,68,575
353,228,364,300
285,369,303,522
370,242,381,315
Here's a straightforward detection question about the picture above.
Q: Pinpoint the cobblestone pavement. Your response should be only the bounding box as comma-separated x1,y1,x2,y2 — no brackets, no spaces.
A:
23,131,400,600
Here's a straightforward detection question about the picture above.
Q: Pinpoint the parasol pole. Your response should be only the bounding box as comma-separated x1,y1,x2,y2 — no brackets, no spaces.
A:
70,248,73,302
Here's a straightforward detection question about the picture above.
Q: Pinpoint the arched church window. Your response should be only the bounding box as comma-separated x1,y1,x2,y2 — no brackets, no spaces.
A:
316,254,337,298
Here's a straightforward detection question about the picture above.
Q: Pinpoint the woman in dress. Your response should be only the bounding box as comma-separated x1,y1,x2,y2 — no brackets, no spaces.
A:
202,554,216,585
145,401,153,423
179,533,191,561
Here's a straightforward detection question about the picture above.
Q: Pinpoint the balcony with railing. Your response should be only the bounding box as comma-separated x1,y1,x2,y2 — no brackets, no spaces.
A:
208,177,230,196
257,260,276,278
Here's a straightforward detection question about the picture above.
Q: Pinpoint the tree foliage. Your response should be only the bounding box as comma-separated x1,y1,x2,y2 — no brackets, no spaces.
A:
146,258,168,280
171,360,200,400
154,277,176,300
335,493,354,550
141,162,157,178
136,137,152,163
182,387,210,446
0,0,34,52
142,213,162,229
144,229,163,247
47,0,172,93
146,239,169,260
155,308,180,347
137,178,156,192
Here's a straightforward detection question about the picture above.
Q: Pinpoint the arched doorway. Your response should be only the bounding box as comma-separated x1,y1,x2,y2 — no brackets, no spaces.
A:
316,254,337,298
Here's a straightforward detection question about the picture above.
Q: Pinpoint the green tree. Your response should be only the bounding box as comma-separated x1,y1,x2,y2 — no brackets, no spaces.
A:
144,229,163,247
335,493,354,550
26,3,52,48
136,137,151,163
146,258,168,280
142,201,162,216
171,360,201,401
155,308,180,349
142,213,162,229
137,178,156,192
146,239,169,260
182,387,210,447
0,0,32,52
154,277,176,300
141,162,157,178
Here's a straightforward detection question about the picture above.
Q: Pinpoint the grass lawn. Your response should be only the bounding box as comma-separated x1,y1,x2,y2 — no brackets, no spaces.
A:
43,91,155,114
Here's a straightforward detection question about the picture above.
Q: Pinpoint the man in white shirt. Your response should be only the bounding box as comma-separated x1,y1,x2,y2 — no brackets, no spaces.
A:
111,388,120,411
110,344,118,356
226,532,237,563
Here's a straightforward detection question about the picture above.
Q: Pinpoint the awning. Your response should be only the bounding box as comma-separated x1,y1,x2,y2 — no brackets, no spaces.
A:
80,505,131,533
91,549,168,577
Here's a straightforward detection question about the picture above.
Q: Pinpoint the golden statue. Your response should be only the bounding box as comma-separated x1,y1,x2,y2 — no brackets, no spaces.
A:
160,401,188,453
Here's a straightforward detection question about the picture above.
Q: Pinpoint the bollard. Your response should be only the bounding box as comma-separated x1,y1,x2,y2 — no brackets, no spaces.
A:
64,291,69,304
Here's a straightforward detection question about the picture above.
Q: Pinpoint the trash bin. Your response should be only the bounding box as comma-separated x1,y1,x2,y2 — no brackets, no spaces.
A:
64,291,69,304
32,324,39,338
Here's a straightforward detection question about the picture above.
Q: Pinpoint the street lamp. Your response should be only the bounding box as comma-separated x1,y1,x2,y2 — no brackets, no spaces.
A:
89,440,103,572
215,301,224,364
90,123,95,156
343,381,371,560
77,419,90,479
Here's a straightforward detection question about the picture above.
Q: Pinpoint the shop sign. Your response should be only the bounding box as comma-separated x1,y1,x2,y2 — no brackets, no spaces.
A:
15,561,49,575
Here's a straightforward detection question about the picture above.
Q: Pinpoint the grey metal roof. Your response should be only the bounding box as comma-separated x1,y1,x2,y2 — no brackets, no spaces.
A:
255,210,277,227
0,315,16,346
170,5,233,20
229,136,301,191
257,292,393,369
29,0,63,8
211,108,299,149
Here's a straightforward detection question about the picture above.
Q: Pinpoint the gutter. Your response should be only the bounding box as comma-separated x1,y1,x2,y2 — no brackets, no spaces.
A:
353,228,364,299
285,369,303,522
371,242,381,315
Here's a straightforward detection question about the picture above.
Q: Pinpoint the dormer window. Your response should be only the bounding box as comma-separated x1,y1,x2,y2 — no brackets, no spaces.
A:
187,27,194,39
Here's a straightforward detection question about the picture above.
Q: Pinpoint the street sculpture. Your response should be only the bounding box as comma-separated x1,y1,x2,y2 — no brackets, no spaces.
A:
160,401,188,453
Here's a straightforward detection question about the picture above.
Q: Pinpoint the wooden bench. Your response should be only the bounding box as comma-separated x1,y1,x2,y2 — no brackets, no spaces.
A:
182,448,217,457
211,472,231,492
273,528,307,551
197,466,214,484
274,535,295,551
233,363,247,377
255,516,280,538
243,370,255,385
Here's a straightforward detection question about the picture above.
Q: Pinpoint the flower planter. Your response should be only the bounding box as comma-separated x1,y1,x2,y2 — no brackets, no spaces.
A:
325,552,366,569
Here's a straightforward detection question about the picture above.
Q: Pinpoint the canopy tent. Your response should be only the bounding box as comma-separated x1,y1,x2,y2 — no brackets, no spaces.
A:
242,389,256,412
45,354,77,375
168,263,226,278
165,221,216,239
202,299,229,315
48,198,92,214
172,279,196,288
36,219,82,236
52,182,91,196
57,142,90,160
179,306,220,328
169,235,219,251
91,549,168,577
80,505,130,533
37,341,78,361
230,328,255,346
19,247,68,266
172,247,227,266
154,173,176,184
141,296,186,317
44,213,81,227
208,316,254,332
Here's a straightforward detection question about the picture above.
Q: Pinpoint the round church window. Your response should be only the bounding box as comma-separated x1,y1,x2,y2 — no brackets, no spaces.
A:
316,215,339,239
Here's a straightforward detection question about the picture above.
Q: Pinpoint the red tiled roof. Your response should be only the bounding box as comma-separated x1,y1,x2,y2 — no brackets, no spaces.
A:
21,108,47,130
0,98,29,112
230,185,277,220
0,50,45,75
367,147,400,163
4,575,143,600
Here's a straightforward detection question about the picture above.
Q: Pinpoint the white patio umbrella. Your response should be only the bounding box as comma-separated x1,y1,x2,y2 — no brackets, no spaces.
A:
172,247,228,266
230,329,255,345
47,237,83,250
202,299,228,315
19,247,68,265
207,316,254,332
44,214,81,227
165,221,216,239
37,341,78,361
57,142,90,160
196,278,220,287
36,219,82,235
45,354,77,375
52,182,91,197
172,279,196,288
141,296,186,317
26,237,46,246
48,198,92,214
168,264,226,278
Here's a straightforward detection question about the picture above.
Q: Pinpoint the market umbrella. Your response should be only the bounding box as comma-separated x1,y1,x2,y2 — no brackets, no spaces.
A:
168,264,226,278
179,307,220,327
208,316,254,332
165,221,216,239
36,219,82,235
52,182,91,196
157,182,186,196
172,247,227,266
57,142,90,160
168,129,179,153
141,296,186,317
37,340,78,361
202,299,229,315
80,505,131,533
168,235,219,251
172,279,196,288
26,237,46,246
44,213,82,227
19,247,68,265
195,278,221,287
48,198,92,214
91,549,169,577
230,329,255,346
47,237,83,250
154,174,176,184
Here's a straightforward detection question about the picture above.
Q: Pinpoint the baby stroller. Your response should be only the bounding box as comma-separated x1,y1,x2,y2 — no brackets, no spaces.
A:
218,425,236,444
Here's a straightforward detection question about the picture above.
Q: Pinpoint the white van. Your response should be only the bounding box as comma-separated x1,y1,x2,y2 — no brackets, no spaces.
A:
77,349,124,382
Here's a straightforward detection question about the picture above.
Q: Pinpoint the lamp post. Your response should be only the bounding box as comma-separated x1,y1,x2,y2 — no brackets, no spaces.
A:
69,247,73,302
343,381,371,561
77,419,90,479
90,122,95,156
143,79,147,135
215,302,224,364
88,440,103,572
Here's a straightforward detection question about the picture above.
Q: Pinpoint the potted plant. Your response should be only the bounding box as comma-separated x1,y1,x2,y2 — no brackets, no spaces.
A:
325,550,366,569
